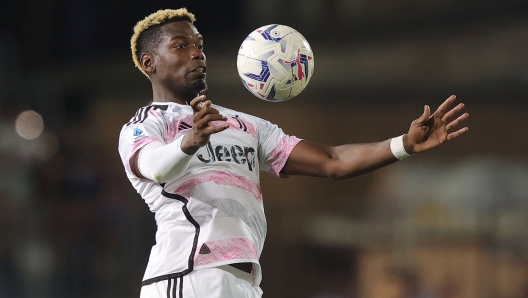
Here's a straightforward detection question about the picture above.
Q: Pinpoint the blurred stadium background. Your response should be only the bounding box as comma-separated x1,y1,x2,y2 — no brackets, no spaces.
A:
1,0,528,297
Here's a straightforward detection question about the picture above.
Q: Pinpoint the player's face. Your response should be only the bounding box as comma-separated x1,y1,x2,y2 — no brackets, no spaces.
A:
155,21,207,99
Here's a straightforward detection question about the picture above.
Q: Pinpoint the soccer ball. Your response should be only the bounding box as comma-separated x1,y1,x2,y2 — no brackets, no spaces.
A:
237,24,314,102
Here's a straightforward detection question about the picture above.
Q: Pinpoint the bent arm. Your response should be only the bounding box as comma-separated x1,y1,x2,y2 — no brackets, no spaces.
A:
131,135,194,183
129,95,228,183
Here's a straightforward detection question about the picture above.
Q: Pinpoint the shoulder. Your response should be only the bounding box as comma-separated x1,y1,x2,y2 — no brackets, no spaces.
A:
124,105,168,127
212,104,265,123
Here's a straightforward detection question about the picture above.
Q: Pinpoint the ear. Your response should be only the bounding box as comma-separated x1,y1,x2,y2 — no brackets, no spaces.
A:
140,52,155,74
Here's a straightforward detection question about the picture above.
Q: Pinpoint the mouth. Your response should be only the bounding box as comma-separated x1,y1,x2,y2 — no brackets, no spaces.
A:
191,66,207,74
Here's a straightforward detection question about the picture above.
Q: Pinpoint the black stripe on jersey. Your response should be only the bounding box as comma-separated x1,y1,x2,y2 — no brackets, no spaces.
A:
172,278,177,298
179,276,183,297
141,191,200,287
165,277,183,298
126,105,158,126
152,104,168,111
166,278,172,298
136,106,153,124
126,108,142,126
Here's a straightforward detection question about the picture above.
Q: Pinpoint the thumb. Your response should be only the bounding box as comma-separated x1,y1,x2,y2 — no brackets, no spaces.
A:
416,105,430,126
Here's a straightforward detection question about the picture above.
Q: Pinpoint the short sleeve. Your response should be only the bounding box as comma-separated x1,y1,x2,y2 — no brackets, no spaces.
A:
118,107,166,175
252,116,302,177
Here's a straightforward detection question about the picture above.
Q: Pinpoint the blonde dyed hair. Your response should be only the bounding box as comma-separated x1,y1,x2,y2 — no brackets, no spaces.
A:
131,8,196,78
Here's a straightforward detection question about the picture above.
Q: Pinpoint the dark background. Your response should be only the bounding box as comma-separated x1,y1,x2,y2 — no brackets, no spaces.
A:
1,1,528,297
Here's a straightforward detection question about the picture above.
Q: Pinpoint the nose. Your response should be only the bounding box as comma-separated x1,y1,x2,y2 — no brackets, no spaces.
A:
190,45,204,60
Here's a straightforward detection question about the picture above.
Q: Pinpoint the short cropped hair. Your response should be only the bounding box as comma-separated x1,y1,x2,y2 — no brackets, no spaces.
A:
131,8,196,78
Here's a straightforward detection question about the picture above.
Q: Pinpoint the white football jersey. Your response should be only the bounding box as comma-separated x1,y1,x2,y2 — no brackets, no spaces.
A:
118,102,301,286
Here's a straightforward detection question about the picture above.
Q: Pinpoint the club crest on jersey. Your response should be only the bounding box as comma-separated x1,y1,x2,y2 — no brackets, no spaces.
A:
133,127,148,142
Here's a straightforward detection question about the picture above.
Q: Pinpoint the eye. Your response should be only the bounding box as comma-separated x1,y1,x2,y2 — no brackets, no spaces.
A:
174,44,185,50
197,44,204,50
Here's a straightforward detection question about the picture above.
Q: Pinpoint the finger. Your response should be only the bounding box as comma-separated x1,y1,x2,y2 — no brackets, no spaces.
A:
442,102,465,123
194,105,223,122
414,105,430,126
195,99,212,114
190,95,208,112
200,99,212,110
195,113,227,129
201,123,230,135
204,106,222,116
193,100,214,121
432,95,457,118
197,101,225,118
445,112,469,131
446,126,469,140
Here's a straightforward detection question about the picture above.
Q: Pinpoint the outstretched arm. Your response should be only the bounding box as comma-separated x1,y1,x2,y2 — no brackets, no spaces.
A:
281,95,469,180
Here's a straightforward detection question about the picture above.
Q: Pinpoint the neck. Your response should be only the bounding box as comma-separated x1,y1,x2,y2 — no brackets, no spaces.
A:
152,87,192,105
151,79,207,104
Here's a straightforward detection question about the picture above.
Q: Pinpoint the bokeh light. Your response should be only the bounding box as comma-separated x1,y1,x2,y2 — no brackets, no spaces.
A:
15,110,44,140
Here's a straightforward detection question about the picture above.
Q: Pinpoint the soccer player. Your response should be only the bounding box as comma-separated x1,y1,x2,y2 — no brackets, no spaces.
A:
118,8,469,298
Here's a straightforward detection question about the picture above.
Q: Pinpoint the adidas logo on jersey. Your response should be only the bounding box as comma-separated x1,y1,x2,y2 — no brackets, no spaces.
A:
199,244,211,254
179,121,192,130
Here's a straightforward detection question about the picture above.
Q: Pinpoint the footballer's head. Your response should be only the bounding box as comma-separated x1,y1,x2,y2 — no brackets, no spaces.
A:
131,8,207,99
131,8,196,78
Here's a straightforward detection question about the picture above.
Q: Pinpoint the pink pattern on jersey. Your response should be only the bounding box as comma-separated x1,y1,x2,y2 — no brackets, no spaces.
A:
148,107,162,118
166,115,194,142
266,136,302,176
208,116,257,138
174,172,263,201
126,137,158,171
194,238,258,266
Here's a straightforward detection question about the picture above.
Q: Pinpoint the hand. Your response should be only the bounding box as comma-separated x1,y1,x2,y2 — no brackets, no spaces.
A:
405,95,469,154
181,95,229,154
